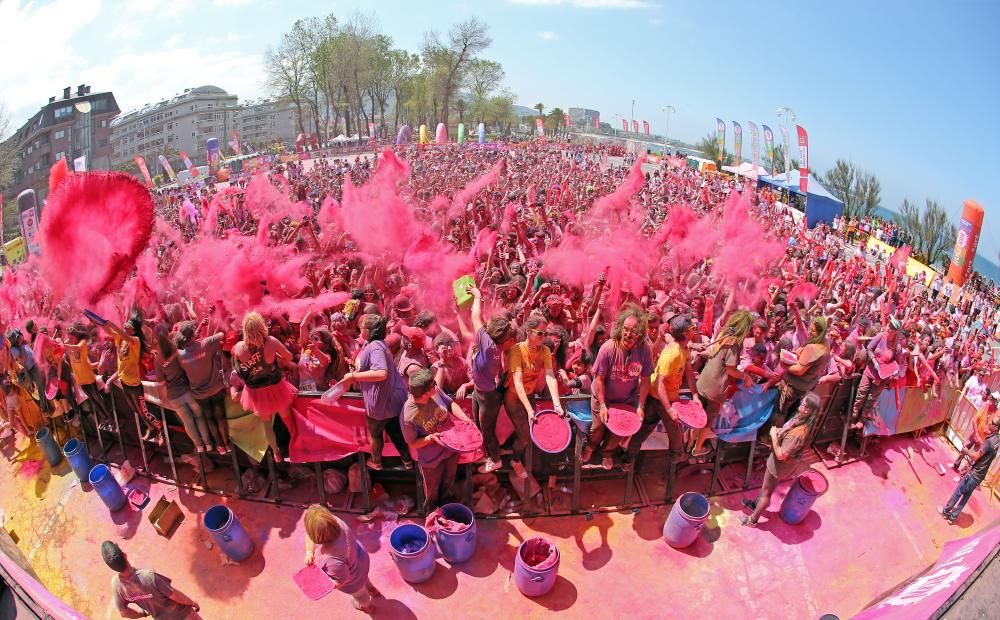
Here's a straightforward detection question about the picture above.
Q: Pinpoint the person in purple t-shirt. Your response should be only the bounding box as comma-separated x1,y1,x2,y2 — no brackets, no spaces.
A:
467,286,517,474
401,369,474,512
583,304,653,470
339,314,413,471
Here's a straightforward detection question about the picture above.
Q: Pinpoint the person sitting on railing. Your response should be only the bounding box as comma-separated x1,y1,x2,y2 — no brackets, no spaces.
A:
64,323,113,430
692,310,752,458
583,304,652,470
774,316,831,428
175,321,233,455
624,314,696,471
402,369,474,513
850,318,907,430
151,325,213,455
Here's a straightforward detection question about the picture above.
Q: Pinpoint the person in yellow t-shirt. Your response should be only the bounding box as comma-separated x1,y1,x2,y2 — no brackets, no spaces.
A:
505,315,563,474
625,315,696,469
64,324,114,430
88,314,163,444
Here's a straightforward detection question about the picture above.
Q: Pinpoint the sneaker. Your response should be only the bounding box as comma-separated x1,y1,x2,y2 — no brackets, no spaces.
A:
478,458,501,474
601,456,613,471
365,459,383,471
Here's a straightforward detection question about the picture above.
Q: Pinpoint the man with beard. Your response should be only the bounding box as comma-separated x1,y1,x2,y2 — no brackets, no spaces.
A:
583,304,653,470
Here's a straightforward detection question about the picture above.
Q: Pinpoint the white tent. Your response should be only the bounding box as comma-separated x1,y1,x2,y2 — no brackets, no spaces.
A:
721,161,771,178
331,134,350,143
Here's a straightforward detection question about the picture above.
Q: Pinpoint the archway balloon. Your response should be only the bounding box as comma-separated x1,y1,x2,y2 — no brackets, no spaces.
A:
435,123,447,144
477,123,486,145
457,123,466,145
419,124,429,145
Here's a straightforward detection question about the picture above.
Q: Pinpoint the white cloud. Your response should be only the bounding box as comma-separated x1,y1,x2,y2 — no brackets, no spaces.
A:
0,0,102,119
508,0,654,8
226,33,241,43
537,31,560,41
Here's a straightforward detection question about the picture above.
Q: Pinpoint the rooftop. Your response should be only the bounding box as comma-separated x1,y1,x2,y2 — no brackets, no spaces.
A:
111,85,237,127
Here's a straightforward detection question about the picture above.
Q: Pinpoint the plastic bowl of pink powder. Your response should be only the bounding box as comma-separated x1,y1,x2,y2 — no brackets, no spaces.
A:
605,405,642,437
530,410,572,453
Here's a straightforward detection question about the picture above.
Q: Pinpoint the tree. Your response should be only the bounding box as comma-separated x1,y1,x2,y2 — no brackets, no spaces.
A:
547,107,564,135
421,18,492,125
896,198,957,266
454,99,466,124
466,59,504,122
265,22,316,137
824,159,881,219
0,101,18,190
696,132,732,166
534,103,544,117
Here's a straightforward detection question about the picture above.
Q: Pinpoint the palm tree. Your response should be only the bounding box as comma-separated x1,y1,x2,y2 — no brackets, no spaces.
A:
534,103,544,117
696,132,732,166
548,107,564,135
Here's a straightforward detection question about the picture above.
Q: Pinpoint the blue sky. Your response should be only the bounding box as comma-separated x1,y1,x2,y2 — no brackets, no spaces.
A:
2,0,999,258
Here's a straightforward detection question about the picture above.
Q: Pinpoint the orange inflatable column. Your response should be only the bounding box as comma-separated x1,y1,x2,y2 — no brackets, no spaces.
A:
946,199,984,287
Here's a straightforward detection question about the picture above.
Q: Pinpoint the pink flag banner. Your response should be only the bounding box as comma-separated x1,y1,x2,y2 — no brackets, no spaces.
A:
134,156,153,188
796,125,809,192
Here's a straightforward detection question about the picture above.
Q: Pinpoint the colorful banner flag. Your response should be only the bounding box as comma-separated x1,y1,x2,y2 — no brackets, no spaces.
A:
733,121,743,165
535,117,545,137
0,191,3,246
368,122,376,145
16,191,40,256
594,116,600,129
621,119,628,132
762,125,775,175
779,125,790,182
642,120,650,136
564,113,571,127
716,118,726,164
229,131,241,155
158,155,177,183
134,156,153,188
180,151,199,178
748,122,760,178
796,125,809,192
73,155,87,172
712,385,778,444
631,120,639,133
206,138,221,174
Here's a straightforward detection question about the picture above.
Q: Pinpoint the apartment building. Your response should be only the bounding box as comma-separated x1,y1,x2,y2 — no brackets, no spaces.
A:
2,85,120,200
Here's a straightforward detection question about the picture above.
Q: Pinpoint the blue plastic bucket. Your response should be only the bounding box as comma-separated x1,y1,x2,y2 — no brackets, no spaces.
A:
35,427,63,467
780,469,828,525
435,503,476,564
62,439,91,484
663,492,710,548
88,464,126,512
203,505,254,562
389,524,436,583
514,538,560,597
565,400,593,434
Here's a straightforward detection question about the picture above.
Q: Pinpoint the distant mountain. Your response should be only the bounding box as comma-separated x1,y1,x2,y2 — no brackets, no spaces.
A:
513,104,539,118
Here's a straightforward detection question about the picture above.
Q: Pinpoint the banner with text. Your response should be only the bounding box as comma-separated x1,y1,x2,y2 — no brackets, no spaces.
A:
733,121,743,166
134,156,153,188
796,124,809,192
716,118,726,164
763,125,775,175
748,121,760,177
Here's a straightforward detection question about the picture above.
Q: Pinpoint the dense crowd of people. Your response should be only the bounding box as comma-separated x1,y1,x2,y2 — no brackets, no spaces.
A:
1,140,998,525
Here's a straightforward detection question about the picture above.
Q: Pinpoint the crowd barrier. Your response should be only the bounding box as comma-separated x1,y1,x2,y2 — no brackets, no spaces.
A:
54,370,990,519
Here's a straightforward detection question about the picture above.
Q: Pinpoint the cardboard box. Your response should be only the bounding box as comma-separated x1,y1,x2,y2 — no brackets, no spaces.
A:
147,497,184,537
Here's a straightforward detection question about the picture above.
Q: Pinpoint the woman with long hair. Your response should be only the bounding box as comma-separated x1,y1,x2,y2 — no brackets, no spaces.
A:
176,320,232,455
91,313,164,444
296,311,335,392
302,504,382,613
775,315,831,427
231,311,298,462
692,310,753,457
741,392,822,527
152,325,212,453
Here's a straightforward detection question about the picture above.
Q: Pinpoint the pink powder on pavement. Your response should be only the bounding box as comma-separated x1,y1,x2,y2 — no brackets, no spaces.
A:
39,172,155,305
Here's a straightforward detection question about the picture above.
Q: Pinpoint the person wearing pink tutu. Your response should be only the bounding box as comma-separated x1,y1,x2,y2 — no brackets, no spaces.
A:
231,311,298,463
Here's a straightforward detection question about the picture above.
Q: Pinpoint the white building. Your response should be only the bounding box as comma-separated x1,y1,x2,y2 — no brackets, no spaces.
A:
110,85,239,171
232,98,302,150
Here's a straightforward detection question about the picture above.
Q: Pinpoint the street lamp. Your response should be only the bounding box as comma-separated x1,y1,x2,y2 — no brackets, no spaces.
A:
661,105,675,155
776,106,796,182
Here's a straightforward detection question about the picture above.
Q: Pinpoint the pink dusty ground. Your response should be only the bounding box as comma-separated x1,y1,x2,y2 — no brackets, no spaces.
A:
1,432,997,620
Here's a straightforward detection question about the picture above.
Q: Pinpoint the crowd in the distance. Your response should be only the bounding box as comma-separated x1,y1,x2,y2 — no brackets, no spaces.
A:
1,140,997,521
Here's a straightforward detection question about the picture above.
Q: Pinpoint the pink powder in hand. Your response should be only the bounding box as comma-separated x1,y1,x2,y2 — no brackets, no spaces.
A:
437,420,483,453
531,412,571,452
